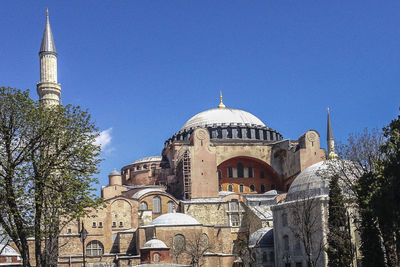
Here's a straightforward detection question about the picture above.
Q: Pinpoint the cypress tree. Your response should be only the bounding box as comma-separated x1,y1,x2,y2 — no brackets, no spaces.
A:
327,175,353,267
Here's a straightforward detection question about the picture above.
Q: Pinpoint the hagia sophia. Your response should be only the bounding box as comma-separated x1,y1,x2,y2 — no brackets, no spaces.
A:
1,10,361,267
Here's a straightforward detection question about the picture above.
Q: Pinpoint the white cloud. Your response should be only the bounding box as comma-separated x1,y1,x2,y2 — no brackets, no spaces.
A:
94,128,112,151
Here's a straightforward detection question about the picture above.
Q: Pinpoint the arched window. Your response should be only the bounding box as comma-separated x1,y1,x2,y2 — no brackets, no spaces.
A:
228,184,233,192
282,213,288,227
167,201,175,213
250,184,255,192
86,240,104,256
237,163,244,178
228,167,233,178
153,197,161,213
201,233,209,248
260,184,265,193
139,201,148,211
153,253,160,262
239,184,244,193
262,252,268,262
173,234,186,253
248,167,253,178
283,235,289,251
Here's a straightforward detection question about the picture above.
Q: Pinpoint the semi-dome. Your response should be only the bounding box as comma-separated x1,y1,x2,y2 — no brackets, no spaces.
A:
181,108,266,131
142,238,168,249
150,213,201,226
286,160,355,201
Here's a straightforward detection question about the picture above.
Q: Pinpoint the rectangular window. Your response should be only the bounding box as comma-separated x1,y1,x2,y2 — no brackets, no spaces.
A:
119,222,123,227
230,214,240,227
67,228,72,234
92,222,96,228
228,167,233,178
98,222,103,228
112,221,116,228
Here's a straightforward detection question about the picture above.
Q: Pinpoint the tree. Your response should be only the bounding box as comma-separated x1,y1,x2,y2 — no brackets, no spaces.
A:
333,115,400,266
327,175,352,267
0,87,102,266
289,193,325,267
184,232,212,267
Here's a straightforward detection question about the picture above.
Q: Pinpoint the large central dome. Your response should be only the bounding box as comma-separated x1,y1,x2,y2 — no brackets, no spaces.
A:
181,108,266,131
164,95,283,146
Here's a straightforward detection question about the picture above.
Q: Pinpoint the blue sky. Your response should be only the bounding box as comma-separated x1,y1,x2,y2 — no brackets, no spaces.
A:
1,1,399,192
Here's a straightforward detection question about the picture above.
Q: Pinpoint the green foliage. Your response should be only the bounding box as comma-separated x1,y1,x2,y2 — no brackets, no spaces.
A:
327,175,353,267
0,87,103,266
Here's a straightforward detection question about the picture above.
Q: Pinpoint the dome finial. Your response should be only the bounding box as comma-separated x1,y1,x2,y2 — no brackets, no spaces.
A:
46,8,49,17
218,90,226,109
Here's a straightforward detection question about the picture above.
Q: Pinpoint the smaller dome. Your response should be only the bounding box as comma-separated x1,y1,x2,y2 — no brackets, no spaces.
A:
286,160,355,201
150,213,201,226
142,238,168,249
109,170,120,176
249,227,274,248
131,156,162,165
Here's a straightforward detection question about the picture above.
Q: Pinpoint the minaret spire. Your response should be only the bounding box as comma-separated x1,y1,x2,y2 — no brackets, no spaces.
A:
217,90,226,109
327,107,337,159
37,9,61,106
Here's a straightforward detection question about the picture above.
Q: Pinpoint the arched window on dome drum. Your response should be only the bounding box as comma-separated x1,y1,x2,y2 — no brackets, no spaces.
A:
246,128,251,139
139,201,148,211
239,184,244,193
228,184,233,192
237,163,244,178
255,129,260,140
250,184,255,192
237,127,242,138
153,197,161,213
260,184,265,193
217,127,222,139
167,201,175,213
227,127,232,138
173,234,186,252
86,240,104,256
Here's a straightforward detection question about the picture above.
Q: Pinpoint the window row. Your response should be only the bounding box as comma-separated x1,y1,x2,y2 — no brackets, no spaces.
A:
139,199,176,214
91,222,103,228
220,183,275,193
112,221,124,228
226,163,255,178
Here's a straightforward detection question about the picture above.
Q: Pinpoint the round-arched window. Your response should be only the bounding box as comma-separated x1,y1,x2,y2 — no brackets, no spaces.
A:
153,253,160,262
167,201,175,213
228,184,233,192
153,197,161,213
173,234,186,253
250,184,255,192
86,240,104,256
139,201,148,211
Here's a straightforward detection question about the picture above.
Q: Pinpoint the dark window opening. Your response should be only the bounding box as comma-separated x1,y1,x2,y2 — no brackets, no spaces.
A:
260,184,265,193
228,167,233,178
248,167,253,178
260,170,265,178
237,163,244,178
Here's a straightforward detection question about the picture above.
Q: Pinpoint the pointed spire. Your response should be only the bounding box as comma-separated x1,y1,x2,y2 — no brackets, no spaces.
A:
40,8,56,53
327,107,337,159
217,90,226,109
327,107,333,141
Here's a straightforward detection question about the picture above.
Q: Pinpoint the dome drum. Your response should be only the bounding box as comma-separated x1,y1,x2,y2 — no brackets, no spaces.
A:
165,125,282,146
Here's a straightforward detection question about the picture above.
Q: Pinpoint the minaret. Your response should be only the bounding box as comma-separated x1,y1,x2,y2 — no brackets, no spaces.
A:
217,90,226,109
37,9,61,106
327,107,338,159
